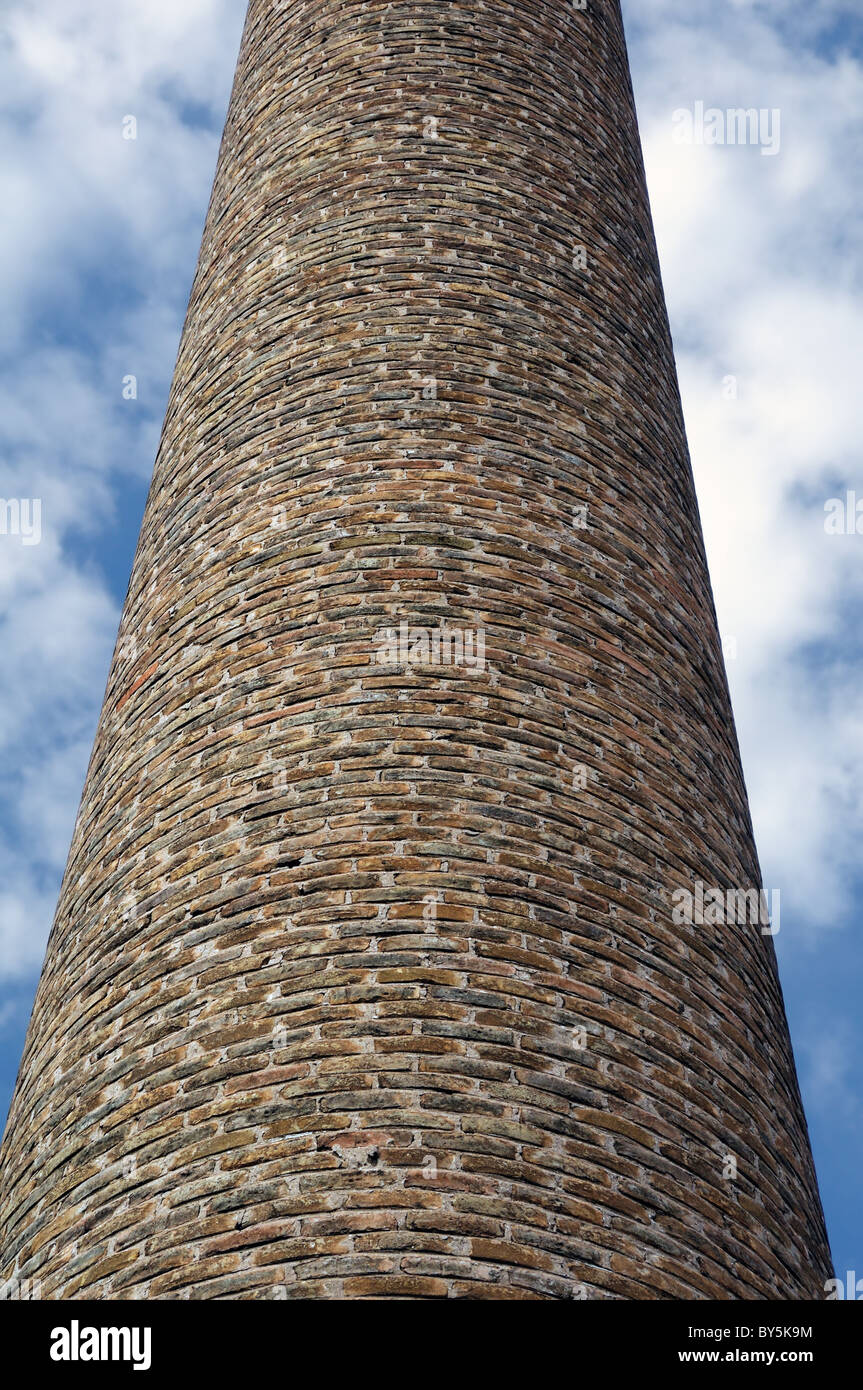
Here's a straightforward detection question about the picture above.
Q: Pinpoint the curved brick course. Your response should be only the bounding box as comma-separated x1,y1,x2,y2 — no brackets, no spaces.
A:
0,0,831,1299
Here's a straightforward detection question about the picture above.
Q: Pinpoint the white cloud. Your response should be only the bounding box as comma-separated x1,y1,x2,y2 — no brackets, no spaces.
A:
0,0,245,979
626,0,863,940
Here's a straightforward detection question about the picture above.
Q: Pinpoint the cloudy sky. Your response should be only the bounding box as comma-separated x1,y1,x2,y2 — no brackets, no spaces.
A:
0,0,859,1284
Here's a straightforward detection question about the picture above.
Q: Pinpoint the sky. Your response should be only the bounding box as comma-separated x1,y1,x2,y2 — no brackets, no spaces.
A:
0,0,860,1287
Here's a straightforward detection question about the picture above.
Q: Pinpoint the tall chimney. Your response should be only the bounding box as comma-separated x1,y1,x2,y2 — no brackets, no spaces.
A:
0,0,831,1299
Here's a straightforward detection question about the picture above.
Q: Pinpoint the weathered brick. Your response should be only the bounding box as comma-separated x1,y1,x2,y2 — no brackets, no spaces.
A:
0,0,830,1303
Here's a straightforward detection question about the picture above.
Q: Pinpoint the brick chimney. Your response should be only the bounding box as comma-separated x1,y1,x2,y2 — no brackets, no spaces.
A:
0,0,832,1299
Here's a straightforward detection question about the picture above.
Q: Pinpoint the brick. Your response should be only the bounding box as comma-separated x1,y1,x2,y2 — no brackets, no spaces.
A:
0,0,830,1305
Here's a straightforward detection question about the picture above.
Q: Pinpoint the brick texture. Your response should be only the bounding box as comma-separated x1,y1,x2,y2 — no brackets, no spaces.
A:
0,0,832,1299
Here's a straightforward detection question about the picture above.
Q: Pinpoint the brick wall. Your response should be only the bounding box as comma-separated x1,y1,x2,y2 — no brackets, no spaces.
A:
0,0,832,1299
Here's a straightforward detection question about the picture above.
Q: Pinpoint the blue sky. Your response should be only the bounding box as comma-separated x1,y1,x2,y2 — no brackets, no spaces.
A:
0,0,860,1286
